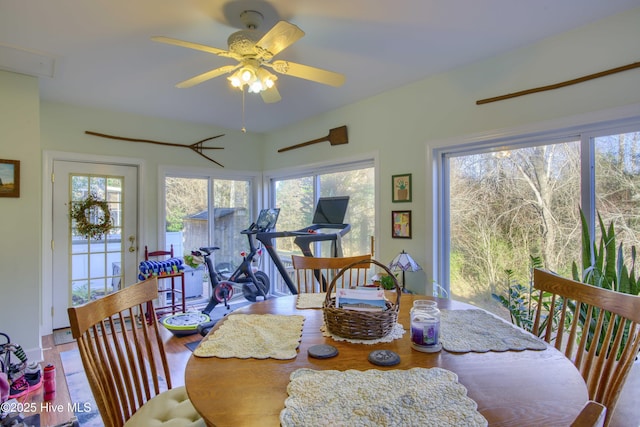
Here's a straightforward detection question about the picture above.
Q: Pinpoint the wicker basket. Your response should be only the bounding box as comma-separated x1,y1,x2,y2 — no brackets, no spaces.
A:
323,258,401,340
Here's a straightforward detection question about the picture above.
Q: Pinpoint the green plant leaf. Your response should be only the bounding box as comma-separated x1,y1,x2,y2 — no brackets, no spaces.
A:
579,209,592,281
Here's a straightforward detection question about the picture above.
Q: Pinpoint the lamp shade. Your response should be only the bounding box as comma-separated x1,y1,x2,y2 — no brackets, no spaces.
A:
389,250,422,272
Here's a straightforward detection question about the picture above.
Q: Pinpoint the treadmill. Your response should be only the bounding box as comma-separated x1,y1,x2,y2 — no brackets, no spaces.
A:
256,196,351,294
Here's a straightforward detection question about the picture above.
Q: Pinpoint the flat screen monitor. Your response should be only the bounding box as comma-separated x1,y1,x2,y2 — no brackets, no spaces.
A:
312,196,349,225
256,208,280,231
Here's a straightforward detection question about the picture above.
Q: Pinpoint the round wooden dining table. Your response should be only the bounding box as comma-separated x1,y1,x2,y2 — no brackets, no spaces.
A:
185,294,589,426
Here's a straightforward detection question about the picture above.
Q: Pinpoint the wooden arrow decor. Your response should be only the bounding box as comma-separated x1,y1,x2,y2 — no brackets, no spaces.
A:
85,131,225,167
278,125,348,153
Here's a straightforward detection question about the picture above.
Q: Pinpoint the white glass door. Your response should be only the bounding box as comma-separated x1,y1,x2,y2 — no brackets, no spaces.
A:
51,161,138,329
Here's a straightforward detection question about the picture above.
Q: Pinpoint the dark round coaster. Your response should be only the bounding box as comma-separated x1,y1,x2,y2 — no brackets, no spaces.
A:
368,350,401,366
308,344,339,359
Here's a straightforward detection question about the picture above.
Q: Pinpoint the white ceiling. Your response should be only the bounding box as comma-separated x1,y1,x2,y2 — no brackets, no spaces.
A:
2,0,639,133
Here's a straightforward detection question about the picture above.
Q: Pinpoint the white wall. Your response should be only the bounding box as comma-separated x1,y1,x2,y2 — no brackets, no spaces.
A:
3,7,640,353
0,71,42,361
40,101,265,249
262,7,640,293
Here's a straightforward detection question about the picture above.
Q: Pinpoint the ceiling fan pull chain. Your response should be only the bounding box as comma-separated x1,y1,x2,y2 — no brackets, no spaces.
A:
241,87,247,133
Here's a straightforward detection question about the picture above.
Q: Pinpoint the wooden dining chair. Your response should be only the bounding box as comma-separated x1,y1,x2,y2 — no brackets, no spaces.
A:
291,254,372,293
570,401,607,427
67,277,204,427
532,268,640,426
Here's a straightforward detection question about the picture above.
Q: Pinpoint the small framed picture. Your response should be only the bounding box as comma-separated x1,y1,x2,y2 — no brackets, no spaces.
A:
392,210,411,239
392,174,411,202
0,159,20,198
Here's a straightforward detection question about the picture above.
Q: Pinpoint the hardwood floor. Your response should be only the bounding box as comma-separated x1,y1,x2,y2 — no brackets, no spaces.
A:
15,330,639,426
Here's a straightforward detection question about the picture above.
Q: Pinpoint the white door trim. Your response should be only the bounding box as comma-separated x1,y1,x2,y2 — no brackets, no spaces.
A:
41,151,146,335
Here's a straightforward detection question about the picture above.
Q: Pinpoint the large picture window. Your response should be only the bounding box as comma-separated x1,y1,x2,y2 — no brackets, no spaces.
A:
437,121,640,316
268,159,375,294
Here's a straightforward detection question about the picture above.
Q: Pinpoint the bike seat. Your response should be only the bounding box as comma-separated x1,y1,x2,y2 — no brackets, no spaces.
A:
199,246,221,254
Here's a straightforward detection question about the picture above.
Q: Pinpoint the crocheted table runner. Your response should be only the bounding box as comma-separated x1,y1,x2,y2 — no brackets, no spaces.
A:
296,293,332,309
440,309,546,353
280,367,488,427
193,314,305,359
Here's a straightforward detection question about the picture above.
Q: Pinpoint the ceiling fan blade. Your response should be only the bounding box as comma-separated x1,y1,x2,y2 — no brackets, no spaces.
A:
152,36,239,60
260,85,282,104
176,64,240,88
255,21,305,60
269,60,345,87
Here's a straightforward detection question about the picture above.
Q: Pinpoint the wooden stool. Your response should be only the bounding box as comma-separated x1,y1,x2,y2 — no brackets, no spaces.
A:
144,244,186,318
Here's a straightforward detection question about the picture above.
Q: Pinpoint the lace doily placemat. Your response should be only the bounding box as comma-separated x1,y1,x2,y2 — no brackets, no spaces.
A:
321,322,405,344
296,293,332,309
280,367,488,427
193,314,305,359
440,309,546,353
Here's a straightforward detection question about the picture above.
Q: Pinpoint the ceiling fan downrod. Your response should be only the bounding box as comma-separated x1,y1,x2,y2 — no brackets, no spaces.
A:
239,10,263,30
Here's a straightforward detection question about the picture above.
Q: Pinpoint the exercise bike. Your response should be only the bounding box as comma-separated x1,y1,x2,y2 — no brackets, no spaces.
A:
195,208,279,335
197,237,269,315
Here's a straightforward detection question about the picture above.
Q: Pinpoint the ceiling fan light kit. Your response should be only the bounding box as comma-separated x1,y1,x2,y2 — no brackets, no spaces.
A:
227,59,278,96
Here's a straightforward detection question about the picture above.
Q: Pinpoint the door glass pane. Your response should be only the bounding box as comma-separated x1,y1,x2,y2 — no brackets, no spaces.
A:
165,177,209,302
165,177,208,253
71,280,88,306
71,254,88,279
70,174,124,306
71,240,88,254
89,253,106,277
164,176,252,305
274,176,314,255
448,142,581,316
320,168,374,257
595,131,640,263
271,165,375,294
212,179,251,271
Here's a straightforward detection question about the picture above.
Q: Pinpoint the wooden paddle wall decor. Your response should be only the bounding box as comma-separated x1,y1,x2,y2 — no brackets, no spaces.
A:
476,60,640,105
278,126,348,153
85,131,225,167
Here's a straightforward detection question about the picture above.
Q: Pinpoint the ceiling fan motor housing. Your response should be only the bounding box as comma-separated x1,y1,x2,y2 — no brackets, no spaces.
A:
227,11,265,57
227,30,260,56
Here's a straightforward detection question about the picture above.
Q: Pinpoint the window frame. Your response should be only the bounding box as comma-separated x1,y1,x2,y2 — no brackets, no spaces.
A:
264,154,377,220
264,154,378,294
158,165,262,251
432,107,640,295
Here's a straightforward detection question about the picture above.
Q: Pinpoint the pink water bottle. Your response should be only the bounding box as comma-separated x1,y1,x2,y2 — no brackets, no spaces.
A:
43,364,56,401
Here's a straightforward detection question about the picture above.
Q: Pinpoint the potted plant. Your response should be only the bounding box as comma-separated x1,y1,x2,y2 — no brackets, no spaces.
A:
396,179,408,201
379,274,397,290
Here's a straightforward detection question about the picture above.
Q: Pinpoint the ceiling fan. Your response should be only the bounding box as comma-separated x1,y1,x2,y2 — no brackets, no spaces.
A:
152,10,345,103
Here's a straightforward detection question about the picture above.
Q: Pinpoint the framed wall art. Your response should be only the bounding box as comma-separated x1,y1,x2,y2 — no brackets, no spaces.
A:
0,159,20,198
392,173,411,202
392,210,411,239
